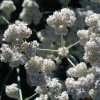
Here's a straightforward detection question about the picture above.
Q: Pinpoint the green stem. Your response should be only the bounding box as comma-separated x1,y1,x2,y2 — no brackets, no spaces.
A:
67,57,76,67
36,41,79,55
37,48,58,53
16,68,23,100
64,0,70,7
25,93,37,100
67,40,80,49
34,48,37,56
1,16,10,24
61,34,65,47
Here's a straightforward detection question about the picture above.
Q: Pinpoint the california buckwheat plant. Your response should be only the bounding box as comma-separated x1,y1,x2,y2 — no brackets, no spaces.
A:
0,0,100,100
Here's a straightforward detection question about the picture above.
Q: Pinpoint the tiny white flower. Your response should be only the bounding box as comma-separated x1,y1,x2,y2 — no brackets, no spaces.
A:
0,44,13,62
19,0,42,25
83,37,100,64
9,52,27,68
35,86,43,94
32,40,39,48
0,0,16,17
58,47,69,57
95,80,100,90
67,62,87,77
25,56,43,71
78,77,88,88
87,67,96,74
85,13,100,27
37,32,45,42
57,91,69,100
67,67,78,77
89,89,96,99
5,83,18,99
86,73,95,85
35,94,48,100
65,78,75,90
77,29,90,45
42,59,56,73
78,73,95,88
46,78,62,96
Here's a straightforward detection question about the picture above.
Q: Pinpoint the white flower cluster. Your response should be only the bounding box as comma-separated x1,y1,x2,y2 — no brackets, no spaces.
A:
35,94,48,100
65,73,95,93
25,56,43,71
77,29,91,46
65,56,100,100
95,80,100,91
77,12,100,44
85,12,100,34
32,40,39,48
35,77,69,100
9,51,27,67
0,44,13,63
85,13,100,27
83,37,100,64
46,78,62,95
0,41,40,68
58,47,69,57
5,83,18,99
88,79,100,100
0,21,35,68
3,21,32,44
88,89,96,99
0,0,16,18
75,11,100,99
19,0,42,25
47,8,76,35
25,56,56,73
0,44,27,67
25,56,56,86
67,62,88,77
77,12,100,67
42,58,56,73
57,91,69,100
67,62,96,78
34,77,64,100
35,86,43,94
65,62,96,99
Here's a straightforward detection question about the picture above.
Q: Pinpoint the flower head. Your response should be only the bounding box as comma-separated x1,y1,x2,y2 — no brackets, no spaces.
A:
5,83,18,99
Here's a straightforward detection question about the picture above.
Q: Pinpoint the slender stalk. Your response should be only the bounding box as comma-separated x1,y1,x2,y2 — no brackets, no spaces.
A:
1,16,10,24
67,40,80,49
35,41,80,57
34,48,37,56
67,57,76,67
64,0,70,7
25,93,37,100
16,67,23,100
61,34,65,47
37,48,58,53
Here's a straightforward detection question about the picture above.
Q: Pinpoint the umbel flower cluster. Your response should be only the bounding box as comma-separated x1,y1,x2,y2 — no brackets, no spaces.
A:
0,0,100,100
47,8,76,35
0,0,16,18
